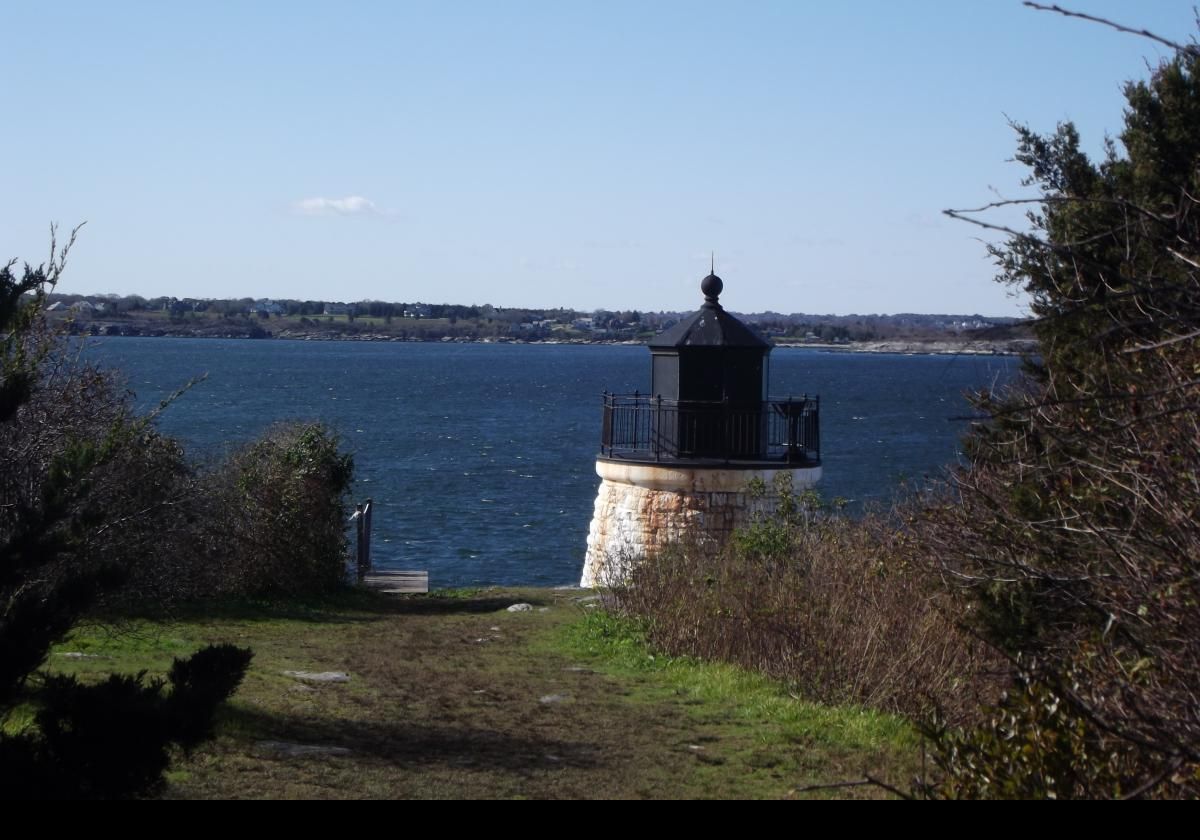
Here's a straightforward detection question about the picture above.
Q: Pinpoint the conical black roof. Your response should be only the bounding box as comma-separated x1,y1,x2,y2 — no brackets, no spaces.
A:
647,273,771,349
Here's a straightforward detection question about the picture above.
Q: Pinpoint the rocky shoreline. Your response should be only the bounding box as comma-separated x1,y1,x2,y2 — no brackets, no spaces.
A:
779,338,1038,356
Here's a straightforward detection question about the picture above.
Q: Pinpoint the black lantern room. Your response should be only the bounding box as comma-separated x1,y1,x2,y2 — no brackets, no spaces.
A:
599,272,821,466
647,272,770,407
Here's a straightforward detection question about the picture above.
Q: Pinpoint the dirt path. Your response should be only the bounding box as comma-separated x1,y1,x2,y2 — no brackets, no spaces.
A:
57,588,914,798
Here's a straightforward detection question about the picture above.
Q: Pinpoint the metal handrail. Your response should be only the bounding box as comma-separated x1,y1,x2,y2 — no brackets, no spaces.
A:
599,393,820,465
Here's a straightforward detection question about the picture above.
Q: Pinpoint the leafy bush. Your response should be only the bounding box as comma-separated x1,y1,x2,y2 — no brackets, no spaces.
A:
205,422,355,596
100,419,355,604
922,675,1159,800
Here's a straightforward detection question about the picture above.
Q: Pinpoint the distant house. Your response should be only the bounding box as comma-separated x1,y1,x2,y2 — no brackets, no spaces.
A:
250,299,286,316
45,301,67,312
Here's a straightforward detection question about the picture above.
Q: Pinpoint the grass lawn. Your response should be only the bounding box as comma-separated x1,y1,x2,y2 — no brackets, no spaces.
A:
46,587,920,799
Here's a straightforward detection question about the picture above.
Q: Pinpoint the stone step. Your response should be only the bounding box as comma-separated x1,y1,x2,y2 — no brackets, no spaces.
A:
362,570,429,594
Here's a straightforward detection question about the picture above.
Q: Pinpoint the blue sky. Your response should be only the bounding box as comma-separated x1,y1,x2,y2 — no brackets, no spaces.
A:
2,1,1196,315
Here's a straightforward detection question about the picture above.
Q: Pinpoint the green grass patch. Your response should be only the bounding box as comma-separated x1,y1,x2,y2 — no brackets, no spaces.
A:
558,608,918,757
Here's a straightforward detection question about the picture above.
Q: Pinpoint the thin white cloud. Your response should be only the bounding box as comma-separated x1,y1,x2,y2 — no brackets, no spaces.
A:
292,195,381,217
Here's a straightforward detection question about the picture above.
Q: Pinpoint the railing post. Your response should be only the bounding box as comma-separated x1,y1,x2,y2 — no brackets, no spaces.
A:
786,398,796,464
363,498,373,573
355,502,366,581
632,390,639,452
813,396,821,462
654,394,661,461
600,391,609,456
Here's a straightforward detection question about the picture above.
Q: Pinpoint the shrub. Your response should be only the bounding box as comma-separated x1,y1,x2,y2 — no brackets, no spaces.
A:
207,422,355,596
0,644,252,799
606,483,1000,724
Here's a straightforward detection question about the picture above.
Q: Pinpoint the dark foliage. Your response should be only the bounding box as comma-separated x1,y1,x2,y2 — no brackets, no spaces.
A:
164,644,255,748
0,231,254,798
0,229,144,704
919,25,1200,798
0,645,251,799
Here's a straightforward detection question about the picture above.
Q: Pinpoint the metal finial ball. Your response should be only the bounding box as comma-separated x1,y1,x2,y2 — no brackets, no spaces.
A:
701,272,723,302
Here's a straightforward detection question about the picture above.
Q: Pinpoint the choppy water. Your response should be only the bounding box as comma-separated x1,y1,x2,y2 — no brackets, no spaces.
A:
86,338,1018,587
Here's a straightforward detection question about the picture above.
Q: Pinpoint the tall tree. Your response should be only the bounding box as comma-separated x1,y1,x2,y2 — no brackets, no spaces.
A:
924,17,1200,798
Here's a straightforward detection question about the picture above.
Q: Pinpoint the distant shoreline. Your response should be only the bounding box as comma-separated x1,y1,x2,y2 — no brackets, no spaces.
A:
82,328,1036,356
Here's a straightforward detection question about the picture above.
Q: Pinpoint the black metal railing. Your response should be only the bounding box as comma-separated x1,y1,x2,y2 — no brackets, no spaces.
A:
600,393,820,465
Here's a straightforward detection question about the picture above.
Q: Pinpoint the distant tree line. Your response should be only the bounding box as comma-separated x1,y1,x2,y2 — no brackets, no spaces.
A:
39,290,1027,343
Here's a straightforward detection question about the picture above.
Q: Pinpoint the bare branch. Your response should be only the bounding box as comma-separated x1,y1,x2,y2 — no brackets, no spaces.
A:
1024,3,1198,57
40,221,86,291
1121,327,1200,353
949,195,1179,226
1167,247,1200,269
791,776,916,800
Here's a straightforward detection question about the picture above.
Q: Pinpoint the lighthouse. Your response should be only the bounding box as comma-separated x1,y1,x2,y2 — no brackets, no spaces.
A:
581,271,821,587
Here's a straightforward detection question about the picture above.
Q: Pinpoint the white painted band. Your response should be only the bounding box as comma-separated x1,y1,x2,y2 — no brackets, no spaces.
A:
594,459,822,493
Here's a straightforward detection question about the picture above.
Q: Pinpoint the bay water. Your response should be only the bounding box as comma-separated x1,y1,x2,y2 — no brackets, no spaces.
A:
86,338,1018,587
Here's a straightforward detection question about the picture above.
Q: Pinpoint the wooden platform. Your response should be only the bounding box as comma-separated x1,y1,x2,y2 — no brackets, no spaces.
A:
362,570,429,594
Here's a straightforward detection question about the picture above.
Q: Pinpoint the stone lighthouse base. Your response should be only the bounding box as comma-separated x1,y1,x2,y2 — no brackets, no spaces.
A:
580,459,822,588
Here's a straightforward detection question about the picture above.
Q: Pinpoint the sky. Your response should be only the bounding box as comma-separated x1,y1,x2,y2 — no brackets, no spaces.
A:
3,1,1198,316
